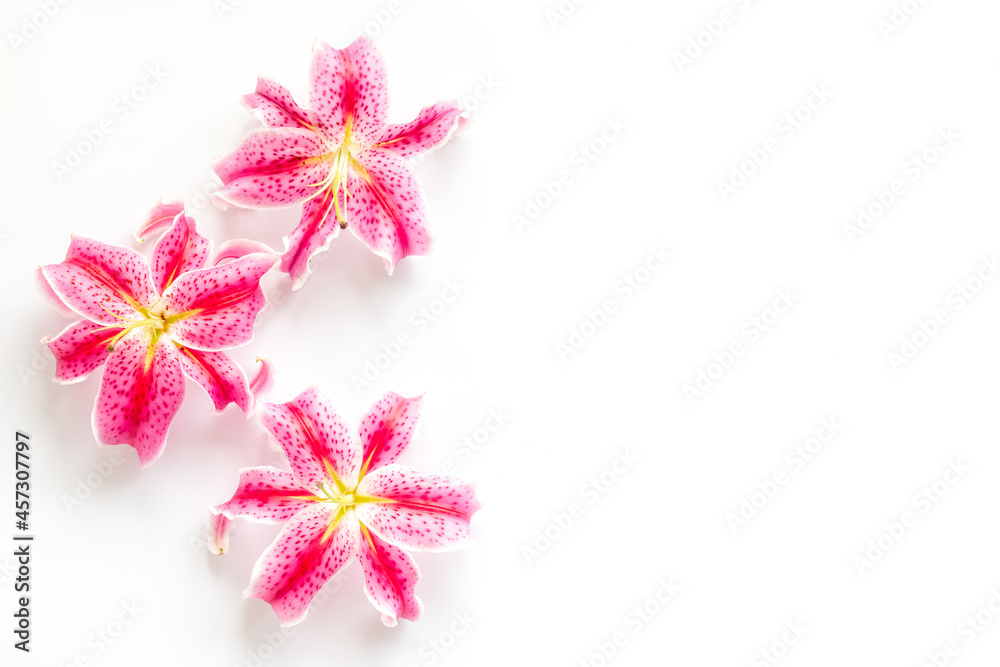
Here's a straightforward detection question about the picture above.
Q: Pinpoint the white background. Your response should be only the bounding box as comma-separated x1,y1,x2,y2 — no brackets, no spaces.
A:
2,0,1000,665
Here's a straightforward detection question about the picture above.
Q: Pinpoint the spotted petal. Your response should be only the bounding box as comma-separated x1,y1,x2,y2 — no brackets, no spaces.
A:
42,319,117,384
358,392,423,476
308,36,388,147
347,150,432,273
34,266,78,318
245,504,359,626
161,251,277,351
175,347,251,413
356,465,480,552
212,128,330,209
358,524,422,626
215,467,316,524
279,185,343,290
150,210,211,293
40,236,157,325
92,329,184,468
243,77,313,130
375,101,464,159
257,386,360,491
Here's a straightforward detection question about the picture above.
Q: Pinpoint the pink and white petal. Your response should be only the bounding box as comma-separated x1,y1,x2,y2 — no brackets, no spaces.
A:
34,266,80,318
245,504,359,627
279,186,342,290
92,329,185,468
243,77,313,129
212,128,331,209
210,512,234,555
215,466,316,524
346,150,432,273
213,239,278,265
358,525,422,626
375,100,464,159
176,346,251,413
308,36,388,147
356,465,480,552
161,252,277,351
257,386,361,490
135,199,185,242
358,392,423,475
249,357,275,403
42,319,118,384
41,236,156,325
150,212,211,293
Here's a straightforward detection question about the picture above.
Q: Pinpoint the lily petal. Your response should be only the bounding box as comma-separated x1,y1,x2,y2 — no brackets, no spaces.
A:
356,465,480,552
215,466,316,524
308,36,388,147
257,386,361,491
214,239,278,265
161,252,277,351
249,357,275,403
135,199,185,242
212,128,330,209
150,211,211,294
34,266,80,318
92,329,184,468
243,77,313,130
175,346,251,413
279,185,342,290
41,319,117,384
358,524,422,626
358,392,423,476
41,236,157,326
375,101,464,159
210,512,234,555
245,504,359,627
347,150,432,273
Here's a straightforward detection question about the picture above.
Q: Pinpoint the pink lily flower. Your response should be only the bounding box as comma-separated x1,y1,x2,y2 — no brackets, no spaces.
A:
214,388,480,626
213,36,465,288
37,201,278,468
